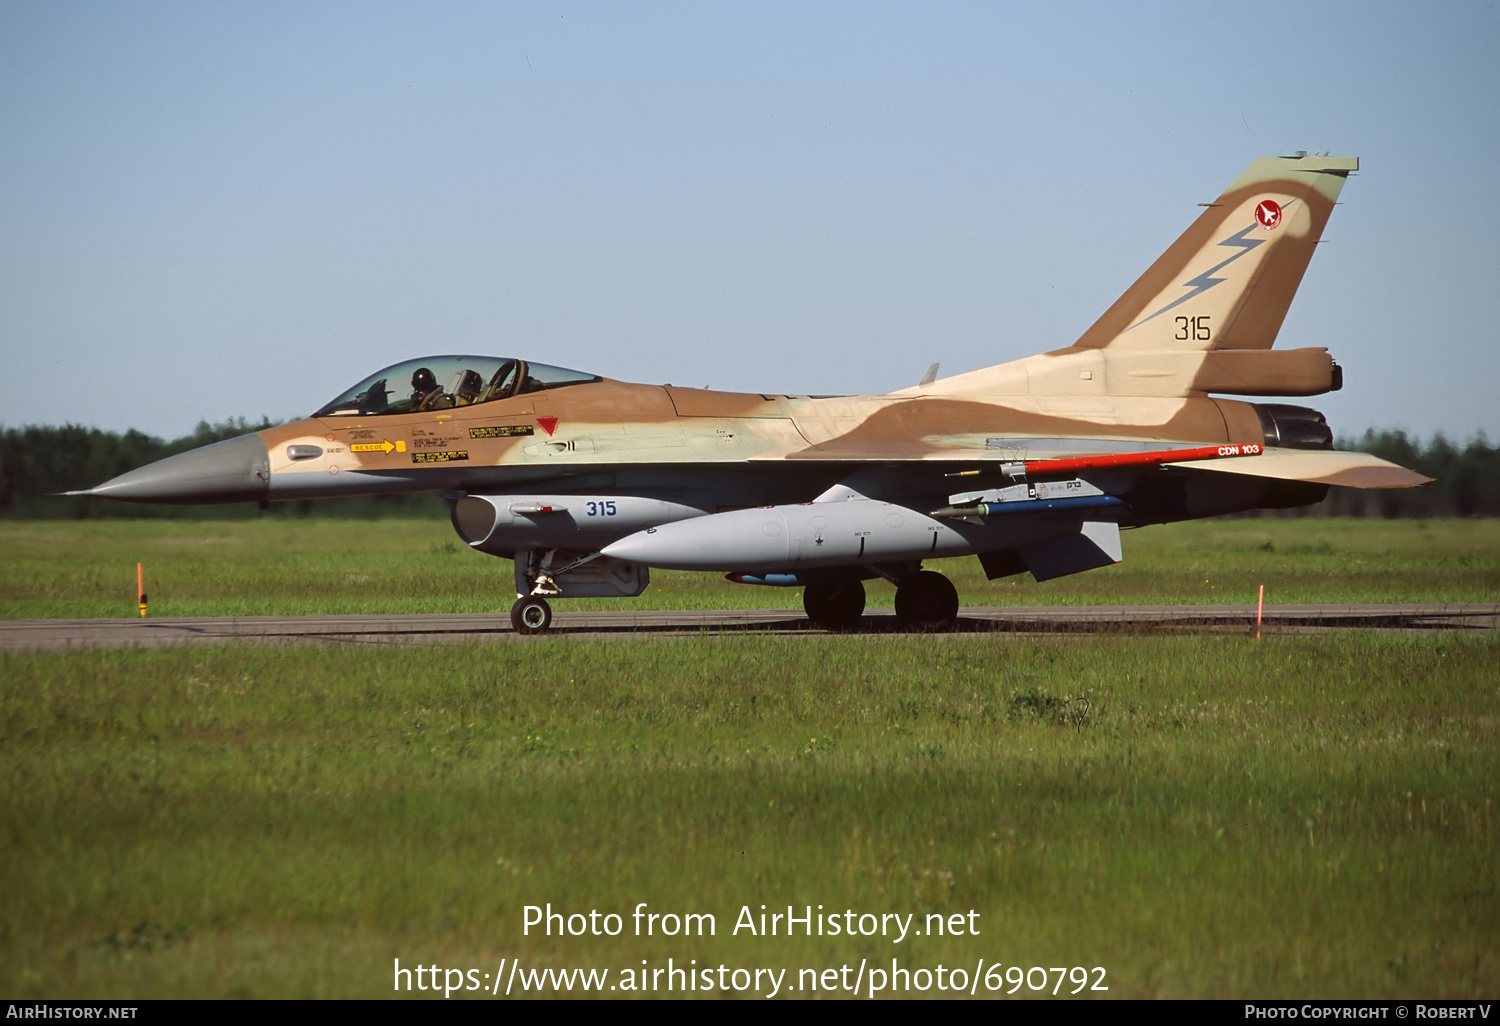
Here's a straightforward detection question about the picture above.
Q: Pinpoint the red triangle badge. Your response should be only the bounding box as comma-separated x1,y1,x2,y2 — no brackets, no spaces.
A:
536,416,559,436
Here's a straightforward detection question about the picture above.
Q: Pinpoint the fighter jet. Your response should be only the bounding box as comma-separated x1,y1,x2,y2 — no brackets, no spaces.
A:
72,154,1428,633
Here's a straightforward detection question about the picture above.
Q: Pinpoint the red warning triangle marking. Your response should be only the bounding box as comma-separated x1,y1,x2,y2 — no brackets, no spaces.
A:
536,416,559,436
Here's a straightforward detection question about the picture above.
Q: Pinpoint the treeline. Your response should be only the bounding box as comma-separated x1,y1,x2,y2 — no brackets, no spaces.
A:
0,421,442,519
1,422,1496,519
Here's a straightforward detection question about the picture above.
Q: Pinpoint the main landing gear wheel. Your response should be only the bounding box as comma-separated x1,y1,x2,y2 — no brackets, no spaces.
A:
510,596,553,635
894,571,959,631
803,580,867,632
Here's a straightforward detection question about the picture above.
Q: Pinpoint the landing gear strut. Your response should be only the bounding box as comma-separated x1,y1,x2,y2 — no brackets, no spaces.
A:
894,570,959,630
803,580,866,632
510,595,553,635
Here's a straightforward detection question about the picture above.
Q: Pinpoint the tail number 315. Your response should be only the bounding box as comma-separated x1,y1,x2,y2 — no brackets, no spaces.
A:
1175,315,1211,342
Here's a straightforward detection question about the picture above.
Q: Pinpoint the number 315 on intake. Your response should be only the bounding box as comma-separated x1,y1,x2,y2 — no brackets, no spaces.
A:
585,501,617,516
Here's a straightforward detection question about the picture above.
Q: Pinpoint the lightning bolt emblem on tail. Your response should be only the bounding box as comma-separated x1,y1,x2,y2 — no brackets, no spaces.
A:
1125,199,1297,332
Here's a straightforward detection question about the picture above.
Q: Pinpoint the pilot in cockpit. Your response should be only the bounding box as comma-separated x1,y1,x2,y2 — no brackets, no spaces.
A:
410,367,440,404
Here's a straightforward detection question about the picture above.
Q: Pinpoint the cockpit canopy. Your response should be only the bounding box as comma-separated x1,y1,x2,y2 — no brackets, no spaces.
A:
313,356,601,418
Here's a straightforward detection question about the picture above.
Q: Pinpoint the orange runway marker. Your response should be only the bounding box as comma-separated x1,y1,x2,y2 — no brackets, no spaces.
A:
137,562,148,618
1256,584,1264,640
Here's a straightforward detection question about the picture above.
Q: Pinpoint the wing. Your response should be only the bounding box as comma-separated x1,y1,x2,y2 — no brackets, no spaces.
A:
1175,449,1431,488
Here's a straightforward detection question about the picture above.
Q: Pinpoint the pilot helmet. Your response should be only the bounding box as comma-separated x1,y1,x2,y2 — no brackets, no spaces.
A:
411,367,437,393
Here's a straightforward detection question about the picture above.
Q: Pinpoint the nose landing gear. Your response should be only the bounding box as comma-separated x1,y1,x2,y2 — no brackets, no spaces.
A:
510,595,553,635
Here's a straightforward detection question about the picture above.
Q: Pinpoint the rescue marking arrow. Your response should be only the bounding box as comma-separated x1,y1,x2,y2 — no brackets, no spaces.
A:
350,440,406,455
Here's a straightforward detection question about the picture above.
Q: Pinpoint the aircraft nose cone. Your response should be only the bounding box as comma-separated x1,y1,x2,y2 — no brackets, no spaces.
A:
83,433,271,504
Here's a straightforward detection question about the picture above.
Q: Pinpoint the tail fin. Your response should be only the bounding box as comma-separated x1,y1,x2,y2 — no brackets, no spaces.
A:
1072,154,1357,352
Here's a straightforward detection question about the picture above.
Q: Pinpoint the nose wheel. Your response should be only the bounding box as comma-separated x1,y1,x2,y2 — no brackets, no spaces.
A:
802,580,867,632
510,595,553,635
894,570,959,630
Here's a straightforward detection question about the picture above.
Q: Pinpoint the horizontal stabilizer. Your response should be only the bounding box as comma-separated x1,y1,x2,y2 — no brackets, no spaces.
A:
1176,449,1432,489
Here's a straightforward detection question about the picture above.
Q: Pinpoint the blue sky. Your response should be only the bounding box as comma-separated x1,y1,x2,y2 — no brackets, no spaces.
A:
2,1,1496,440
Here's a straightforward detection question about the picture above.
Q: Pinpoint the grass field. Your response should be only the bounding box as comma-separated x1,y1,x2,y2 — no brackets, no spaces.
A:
2,634,1495,999
1,517,1497,620
1,518,1496,999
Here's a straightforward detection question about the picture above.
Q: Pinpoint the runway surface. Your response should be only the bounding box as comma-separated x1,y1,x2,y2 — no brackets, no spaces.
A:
2,604,1496,650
